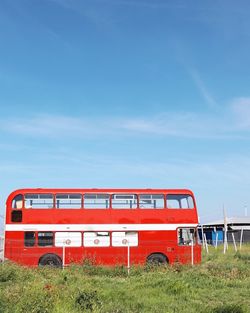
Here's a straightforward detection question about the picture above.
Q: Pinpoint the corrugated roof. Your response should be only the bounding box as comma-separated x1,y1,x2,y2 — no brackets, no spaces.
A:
202,216,250,226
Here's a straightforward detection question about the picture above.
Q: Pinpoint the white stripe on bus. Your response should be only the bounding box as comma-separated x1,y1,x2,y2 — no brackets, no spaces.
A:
5,223,198,232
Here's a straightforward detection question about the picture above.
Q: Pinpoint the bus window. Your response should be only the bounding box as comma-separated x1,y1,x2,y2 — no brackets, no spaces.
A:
178,228,196,245
38,232,54,246
84,194,110,209
83,232,110,247
24,232,35,247
139,194,164,209
25,194,54,209
112,231,138,246
166,194,194,209
55,232,82,247
112,194,137,209
56,194,82,209
11,210,22,222
12,194,23,209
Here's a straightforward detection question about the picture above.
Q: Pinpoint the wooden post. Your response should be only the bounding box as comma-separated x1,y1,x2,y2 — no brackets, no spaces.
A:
240,228,244,250
232,233,237,252
204,233,209,254
201,225,205,249
223,206,228,254
62,245,65,269
191,238,194,265
215,231,218,249
127,240,130,275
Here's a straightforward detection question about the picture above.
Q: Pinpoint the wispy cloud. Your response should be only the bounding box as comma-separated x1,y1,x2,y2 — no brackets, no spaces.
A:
49,0,115,28
1,101,250,140
102,0,186,9
187,67,217,109
50,0,186,10
230,97,250,129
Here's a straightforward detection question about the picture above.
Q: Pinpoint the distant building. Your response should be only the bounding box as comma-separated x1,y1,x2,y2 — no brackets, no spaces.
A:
200,217,250,245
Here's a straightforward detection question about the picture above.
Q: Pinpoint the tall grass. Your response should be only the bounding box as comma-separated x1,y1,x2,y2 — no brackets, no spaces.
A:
0,245,249,313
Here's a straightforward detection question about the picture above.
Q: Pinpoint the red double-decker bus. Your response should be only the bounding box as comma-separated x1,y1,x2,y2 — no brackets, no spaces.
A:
4,188,201,267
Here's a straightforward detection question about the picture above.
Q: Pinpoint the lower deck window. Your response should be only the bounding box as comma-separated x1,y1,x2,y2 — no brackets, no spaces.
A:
83,232,110,247
55,232,82,247
112,231,138,246
38,232,54,246
24,232,35,247
178,228,196,245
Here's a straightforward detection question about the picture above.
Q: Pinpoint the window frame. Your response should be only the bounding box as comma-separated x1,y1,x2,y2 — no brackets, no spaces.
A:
83,193,110,209
12,194,24,209
24,231,36,247
177,228,196,246
139,194,165,209
166,194,195,209
83,231,111,247
55,193,83,209
24,193,55,209
111,194,138,209
11,210,23,223
37,231,54,247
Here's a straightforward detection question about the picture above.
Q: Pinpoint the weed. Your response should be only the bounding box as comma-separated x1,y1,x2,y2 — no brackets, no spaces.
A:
75,290,102,312
15,289,54,313
0,263,17,282
212,304,245,313
0,246,249,313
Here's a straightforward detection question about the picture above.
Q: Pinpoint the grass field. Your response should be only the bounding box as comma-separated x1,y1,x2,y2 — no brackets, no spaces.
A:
0,245,249,313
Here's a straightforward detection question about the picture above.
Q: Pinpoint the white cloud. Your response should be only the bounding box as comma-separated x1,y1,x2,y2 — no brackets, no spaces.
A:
1,99,250,140
187,67,217,109
230,97,250,129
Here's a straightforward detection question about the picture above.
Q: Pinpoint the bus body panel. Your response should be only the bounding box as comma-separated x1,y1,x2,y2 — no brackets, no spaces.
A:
5,188,201,267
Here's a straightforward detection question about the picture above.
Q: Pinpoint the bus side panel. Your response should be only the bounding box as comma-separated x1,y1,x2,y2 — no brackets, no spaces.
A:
138,230,177,264
4,231,23,264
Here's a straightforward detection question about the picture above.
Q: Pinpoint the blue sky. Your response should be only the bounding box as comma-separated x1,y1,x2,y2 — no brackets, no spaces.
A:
1,0,250,229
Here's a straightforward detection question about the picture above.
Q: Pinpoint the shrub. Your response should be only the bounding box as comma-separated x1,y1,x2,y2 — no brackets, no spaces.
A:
75,290,102,312
0,264,17,282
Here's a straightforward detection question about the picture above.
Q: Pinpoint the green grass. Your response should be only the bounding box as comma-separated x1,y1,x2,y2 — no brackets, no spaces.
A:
0,245,249,313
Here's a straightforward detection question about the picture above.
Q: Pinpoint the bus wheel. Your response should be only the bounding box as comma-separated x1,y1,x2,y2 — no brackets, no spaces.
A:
147,253,168,265
39,254,62,268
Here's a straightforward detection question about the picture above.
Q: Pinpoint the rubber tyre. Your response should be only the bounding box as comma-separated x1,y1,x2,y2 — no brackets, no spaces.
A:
147,253,168,265
39,253,62,268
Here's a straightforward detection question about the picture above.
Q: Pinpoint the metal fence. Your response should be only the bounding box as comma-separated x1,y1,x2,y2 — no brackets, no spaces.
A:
201,229,249,254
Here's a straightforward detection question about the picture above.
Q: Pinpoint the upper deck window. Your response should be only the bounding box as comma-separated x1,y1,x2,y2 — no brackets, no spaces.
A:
12,194,23,209
166,194,194,209
112,194,137,209
139,194,164,209
25,194,54,209
56,194,82,209
84,194,110,209
11,210,22,222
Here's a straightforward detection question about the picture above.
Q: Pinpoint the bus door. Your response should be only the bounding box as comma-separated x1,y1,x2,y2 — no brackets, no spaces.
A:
177,228,196,264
